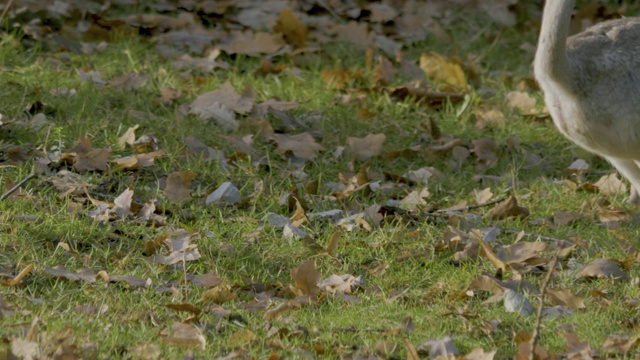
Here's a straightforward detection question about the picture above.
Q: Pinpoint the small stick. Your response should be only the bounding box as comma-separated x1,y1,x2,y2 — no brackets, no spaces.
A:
0,172,37,201
529,252,559,360
436,195,508,213
503,229,569,244
0,0,14,24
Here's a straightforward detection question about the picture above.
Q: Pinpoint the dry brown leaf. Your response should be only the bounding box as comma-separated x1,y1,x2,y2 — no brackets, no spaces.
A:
291,259,320,297
551,210,582,227
546,288,586,310
601,335,640,354
62,136,112,173
160,87,181,105
0,263,33,287
347,133,386,162
164,171,197,204
273,8,307,48
404,338,420,360
576,258,629,282
471,138,498,170
107,275,151,288
184,135,229,163
150,231,201,265
594,173,627,196
189,81,254,115
201,284,238,304
321,67,361,89
496,242,547,265
263,302,293,322
219,30,285,56
564,332,593,359
486,196,529,220
417,336,459,358
506,91,537,112
474,108,506,129
188,272,222,288
464,347,497,360
45,266,97,283
372,56,396,85
290,198,307,227
331,21,372,50
598,207,631,224
419,52,467,90
128,343,161,359
268,132,325,160
166,303,202,316
117,125,139,150
325,230,342,256
110,149,166,171
472,231,507,273
229,329,256,347
159,322,205,350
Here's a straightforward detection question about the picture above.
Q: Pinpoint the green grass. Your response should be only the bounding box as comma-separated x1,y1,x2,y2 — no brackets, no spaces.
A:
2,5,640,359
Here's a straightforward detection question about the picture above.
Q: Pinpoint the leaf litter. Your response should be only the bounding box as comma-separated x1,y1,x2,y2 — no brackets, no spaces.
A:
1,0,639,358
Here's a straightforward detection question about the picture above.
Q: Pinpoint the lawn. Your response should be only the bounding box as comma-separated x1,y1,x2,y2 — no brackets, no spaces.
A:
1,1,640,359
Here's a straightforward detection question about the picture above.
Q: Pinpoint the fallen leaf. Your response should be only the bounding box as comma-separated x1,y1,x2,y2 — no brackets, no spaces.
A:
576,258,629,282
418,336,459,358
128,343,161,360
201,284,238,304
159,322,205,350
164,171,196,204
419,52,467,90
470,138,498,170
0,263,33,287
594,173,627,196
218,30,285,56
117,124,139,149
325,230,342,256
110,149,165,171
506,91,537,112
273,8,307,48
503,289,533,317
347,133,386,162
112,188,133,220
496,242,547,265
205,182,241,206
291,259,320,297
229,329,256,347
601,335,639,354
486,196,529,220
166,303,202,316
62,136,112,173
546,288,586,310
45,266,97,283
268,132,325,160
189,81,254,115
188,273,222,288
464,347,497,360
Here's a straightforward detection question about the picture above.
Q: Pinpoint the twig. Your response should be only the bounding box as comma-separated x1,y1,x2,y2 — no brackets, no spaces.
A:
529,252,559,360
435,195,508,213
0,172,37,201
0,0,14,24
503,229,569,244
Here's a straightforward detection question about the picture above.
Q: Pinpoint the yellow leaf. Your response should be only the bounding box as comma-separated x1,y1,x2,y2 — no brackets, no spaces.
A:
419,52,467,90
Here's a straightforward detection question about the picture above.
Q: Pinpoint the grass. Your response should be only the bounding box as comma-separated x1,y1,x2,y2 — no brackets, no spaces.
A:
2,4,640,359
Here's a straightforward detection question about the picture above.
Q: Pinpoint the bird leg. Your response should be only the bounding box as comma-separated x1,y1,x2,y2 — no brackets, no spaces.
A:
604,157,640,204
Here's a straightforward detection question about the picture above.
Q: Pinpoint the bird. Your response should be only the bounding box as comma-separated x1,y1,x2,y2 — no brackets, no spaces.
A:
534,0,640,203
